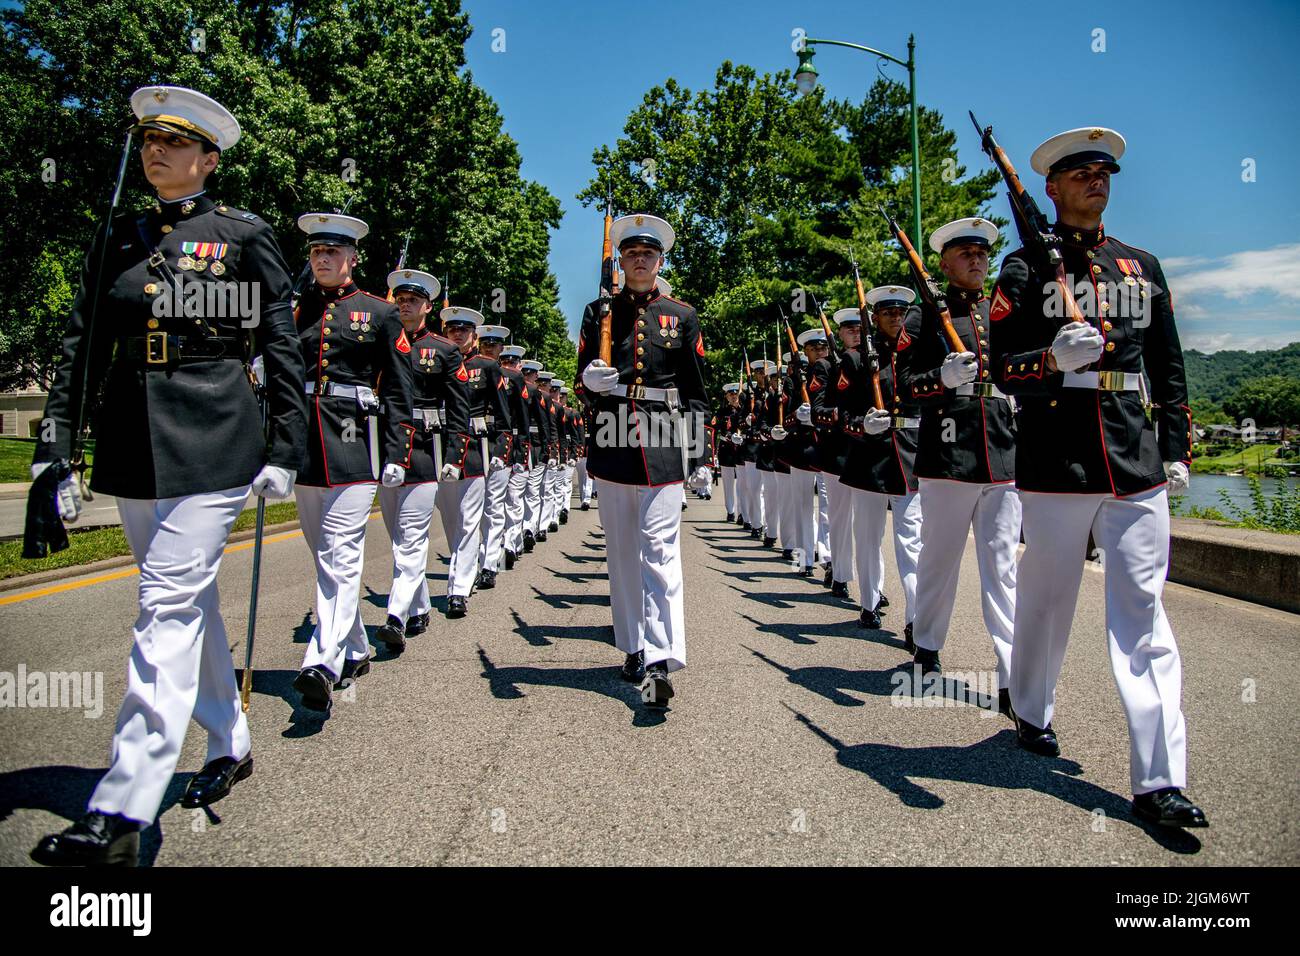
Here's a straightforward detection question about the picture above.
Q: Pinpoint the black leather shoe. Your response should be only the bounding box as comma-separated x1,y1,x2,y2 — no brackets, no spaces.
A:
32,812,140,867
876,593,890,609
581,502,590,511
478,569,497,590
781,548,793,560
447,595,468,618
536,530,548,543
823,567,833,588
799,565,813,577
830,581,849,599
1132,788,1209,828
504,550,516,570
998,688,1014,720
1015,715,1060,757
620,650,646,683
743,522,753,532
405,612,430,636
293,665,334,711
913,647,941,677
338,656,370,687
726,513,735,522
377,615,406,651
749,528,761,538
559,509,569,524
903,622,915,654
858,607,882,629
523,530,535,553
181,752,253,809
763,536,776,548
640,663,674,709
681,502,687,511
548,521,559,533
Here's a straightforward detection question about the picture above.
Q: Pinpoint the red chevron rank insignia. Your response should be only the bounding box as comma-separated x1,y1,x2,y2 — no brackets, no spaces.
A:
455,362,469,382
990,286,1012,322
837,371,850,390
396,329,411,353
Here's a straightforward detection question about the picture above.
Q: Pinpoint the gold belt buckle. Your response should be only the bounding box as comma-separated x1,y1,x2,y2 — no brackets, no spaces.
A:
147,251,165,268
1098,370,1126,391
627,385,647,399
145,331,169,364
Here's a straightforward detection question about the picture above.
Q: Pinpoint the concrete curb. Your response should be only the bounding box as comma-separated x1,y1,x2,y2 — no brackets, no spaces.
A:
1169,517,1300,614
0,519,304,594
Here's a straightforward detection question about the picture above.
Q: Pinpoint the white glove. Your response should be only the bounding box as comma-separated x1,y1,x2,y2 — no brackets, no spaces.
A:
940,351,979,388
251,464,295,499
489,456,506,473
251,355,266,386
1164,461,1190,494
581,359,620,394
547,458,558,468
796,403,812,424
439,463,462,481
770,425,787,441
381,463,406,487
511,462,526,475
1051,321,1104,371
862,408,891,436
32,461,82,522
729,433,743,445
567,457,577,467
687,466,712,490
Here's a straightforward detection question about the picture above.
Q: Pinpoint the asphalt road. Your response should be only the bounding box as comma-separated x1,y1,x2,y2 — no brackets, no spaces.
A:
0,489,1296,866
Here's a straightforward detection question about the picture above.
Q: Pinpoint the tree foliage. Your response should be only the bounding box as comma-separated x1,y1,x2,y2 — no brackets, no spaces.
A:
1,0,571,391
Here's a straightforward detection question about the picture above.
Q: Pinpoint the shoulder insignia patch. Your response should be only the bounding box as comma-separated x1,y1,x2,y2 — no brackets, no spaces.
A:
990,286,1012,322
455,362,469,382
396,329,411,353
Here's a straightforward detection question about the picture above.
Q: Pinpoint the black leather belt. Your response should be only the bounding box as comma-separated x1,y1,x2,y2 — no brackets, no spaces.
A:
123,333,243,366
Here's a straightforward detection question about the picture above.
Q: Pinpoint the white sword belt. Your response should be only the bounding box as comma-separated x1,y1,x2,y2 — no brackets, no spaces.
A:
1061,370,1143,392
892,416,921,429
608,384,681,408
304,380,379,410
413,407,445,429
954,382,1010,400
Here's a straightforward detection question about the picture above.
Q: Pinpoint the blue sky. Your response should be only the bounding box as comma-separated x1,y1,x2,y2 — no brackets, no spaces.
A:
462,0,1300,353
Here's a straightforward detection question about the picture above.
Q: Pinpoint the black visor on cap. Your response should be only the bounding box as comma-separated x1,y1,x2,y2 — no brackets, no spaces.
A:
1049,149,1121,174
874,298,910,310
618,234,663,251
941,236,991,253
307,233,357,247
391,283,430,298
133,119,219,151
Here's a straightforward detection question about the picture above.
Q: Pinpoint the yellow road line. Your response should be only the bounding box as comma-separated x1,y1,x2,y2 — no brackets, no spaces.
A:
0,513,383,607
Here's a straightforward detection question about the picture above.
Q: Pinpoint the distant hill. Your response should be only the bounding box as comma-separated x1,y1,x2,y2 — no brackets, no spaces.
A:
1183,342,1300,406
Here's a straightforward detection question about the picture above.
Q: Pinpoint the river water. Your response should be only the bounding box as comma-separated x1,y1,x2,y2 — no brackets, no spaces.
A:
1172,473,1297,517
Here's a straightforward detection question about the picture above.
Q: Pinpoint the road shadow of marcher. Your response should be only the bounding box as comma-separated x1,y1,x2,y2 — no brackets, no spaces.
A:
738,613,900,649
477,646,666,727
529,585,610,610
748,645,1000,712
728,583,861,612
0,765,200,867
558,552,605,564
508,609,616,648
783,704,1201,853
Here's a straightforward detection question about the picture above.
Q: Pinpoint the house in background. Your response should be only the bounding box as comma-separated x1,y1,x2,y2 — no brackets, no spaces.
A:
0,388,48,438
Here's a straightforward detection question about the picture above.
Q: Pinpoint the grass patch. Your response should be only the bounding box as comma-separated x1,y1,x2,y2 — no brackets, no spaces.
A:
0,500,300,582
1191,443,1284,475
0,437,95,483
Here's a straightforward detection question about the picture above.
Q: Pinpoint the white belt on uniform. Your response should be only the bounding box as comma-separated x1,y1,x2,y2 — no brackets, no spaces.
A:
955,382,1009,400
306,380,358,399
413,407,444,429
891,416,921,429
608,383,680,408
1061,370,1143,392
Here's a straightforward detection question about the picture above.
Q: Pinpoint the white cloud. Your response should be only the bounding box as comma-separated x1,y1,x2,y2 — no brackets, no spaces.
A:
1165,243,1300,301
1181,331,1300,353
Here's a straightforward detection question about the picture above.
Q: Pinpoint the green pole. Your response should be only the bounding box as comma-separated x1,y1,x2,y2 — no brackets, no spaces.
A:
908,34,921,251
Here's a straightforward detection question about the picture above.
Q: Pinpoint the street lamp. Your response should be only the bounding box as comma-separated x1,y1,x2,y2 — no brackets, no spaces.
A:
793,35,922,253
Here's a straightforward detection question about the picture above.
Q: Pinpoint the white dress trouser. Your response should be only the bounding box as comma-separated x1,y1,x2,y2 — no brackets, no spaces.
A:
739,462,759,527
577,457,593,504
436,476,485,597
1012,487,1186,793
480,465,512,572
379,481,439,622
297,483,377,679
759,470,780,537
851,488,922,623
721,465,738,515
541,465,561,529
524,461,546,534
596,479,687,671
913,478,1020,688
90,486,251,825
786,467,817,567
826,475,855,583
815,473,832,564
505,466,529,553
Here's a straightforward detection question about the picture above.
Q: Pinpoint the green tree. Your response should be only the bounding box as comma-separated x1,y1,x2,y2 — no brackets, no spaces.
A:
577,63,1000,393
1,0,572,391
1223,376,1300,427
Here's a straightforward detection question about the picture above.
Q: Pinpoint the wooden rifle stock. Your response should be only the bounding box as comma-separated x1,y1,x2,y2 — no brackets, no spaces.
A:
598,192,615,364
879,205,967,355
783,319,811,406
851,252,886,410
